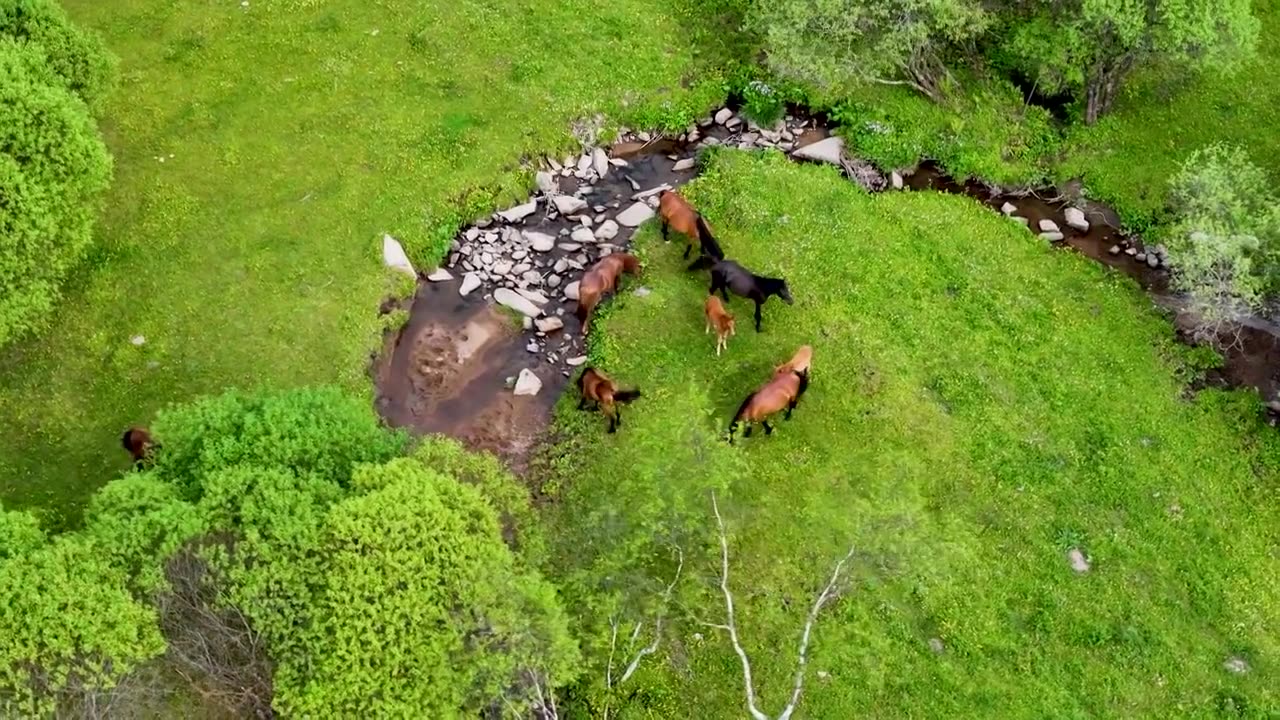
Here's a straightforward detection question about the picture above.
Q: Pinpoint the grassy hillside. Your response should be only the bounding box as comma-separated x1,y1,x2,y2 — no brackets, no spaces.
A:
0,0,725,523
546,151,1279,717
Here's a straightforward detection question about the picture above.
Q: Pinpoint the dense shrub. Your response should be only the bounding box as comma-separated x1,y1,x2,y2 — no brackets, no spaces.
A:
0,30,112,348
1163,144,1280,342
0,516,166,717
989,0,1259,123
750,0,990,101
0,0,114,112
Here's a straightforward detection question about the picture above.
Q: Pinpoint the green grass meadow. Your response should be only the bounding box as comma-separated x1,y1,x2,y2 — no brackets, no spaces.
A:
0,0,726,522
546,151,1279,717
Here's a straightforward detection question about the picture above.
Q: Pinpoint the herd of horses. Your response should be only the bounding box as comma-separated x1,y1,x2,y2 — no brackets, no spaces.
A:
574,189,810,442
121,189,805,466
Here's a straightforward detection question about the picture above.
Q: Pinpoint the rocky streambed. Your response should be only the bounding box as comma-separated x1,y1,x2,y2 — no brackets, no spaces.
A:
372,104,1280,468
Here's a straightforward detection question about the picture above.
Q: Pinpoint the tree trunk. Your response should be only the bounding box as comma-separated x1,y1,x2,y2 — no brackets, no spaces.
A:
1084,53,1137,124
904,47,949,103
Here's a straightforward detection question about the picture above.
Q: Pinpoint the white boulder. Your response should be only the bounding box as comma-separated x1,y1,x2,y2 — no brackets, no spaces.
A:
791,136,844,165
494,288,542,317
514,368,542,396
616,202,655,227
382,234,416,278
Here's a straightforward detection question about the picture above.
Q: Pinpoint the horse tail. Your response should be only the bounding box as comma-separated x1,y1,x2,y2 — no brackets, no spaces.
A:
695,215,724,260
614,389,642,404
732,391,756,424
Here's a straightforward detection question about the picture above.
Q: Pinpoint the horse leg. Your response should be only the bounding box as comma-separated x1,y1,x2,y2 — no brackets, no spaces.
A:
743,423,753,438
762,420,774,435
682,242,691,259
607,410,618,433
662,220,670,241
753,301,763,332
577,396,588,410
785,398,797,420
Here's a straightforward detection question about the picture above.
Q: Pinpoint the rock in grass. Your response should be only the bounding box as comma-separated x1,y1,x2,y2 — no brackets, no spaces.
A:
1038,218,1060,233
714,108,733,125
494,288,542,317
890,171,904,190
514,369,542,396
1040,231,1065,242
1000,202,1017,215
673,157,696,172
459,272,481,296
616,202,655,227
526,231,555,253
791,136,844,165
1223,656,1250,675
427,268,453,282
553,194,588,215
1064,207,1089,232
498,199,537,223
566,355,588,366
1067,548,1090,573
382,234,416,277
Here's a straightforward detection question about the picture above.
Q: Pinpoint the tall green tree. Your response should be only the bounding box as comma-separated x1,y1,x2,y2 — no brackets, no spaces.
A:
992,0,1259,123
751,0,990,101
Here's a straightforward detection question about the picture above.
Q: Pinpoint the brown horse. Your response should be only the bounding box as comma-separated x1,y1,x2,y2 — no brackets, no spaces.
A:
576,253,641,334
577,367,642,433
658,190,724,267
729,347,813,442
121,426,158,467
704,295,736,356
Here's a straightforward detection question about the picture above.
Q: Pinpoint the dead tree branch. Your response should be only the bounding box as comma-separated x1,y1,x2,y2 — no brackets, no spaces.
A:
702,491,856,720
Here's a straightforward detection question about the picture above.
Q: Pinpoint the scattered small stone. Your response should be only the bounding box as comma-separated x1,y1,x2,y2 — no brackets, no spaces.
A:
553,259,569,273
512,249,527,260
616,202,656,227
595,219,619,241
535,317,564,333
633,286,651,297
576,154,593,174
1038,218,1060,233
567,355,587,366
514,368,542,396
547,274,562,288
592,148,610,178
928,638,945,654
1064,207,1089,232
479,251,493,265
522,270,543,285
791,136,844,165
1040,231,1065,242
459,273,481,296
382,233,416,277
526,231,556,253
494,288,542,317
497,199,538,223
552,195,587,215
517,288,551,305
714,108,732,125
1146,254,1160,268
492,260,513,276
632,184,671,201
427,268,453,282
512,263,532,275
1000,202,1016,216
890,171,904,190
525,340,540,353
608,158,628,167
1124,247,1138,257
673,158,696,172
725,116,742,130
1135,252,1147,263
1067,548,1091,573
571,227,596,244
1108,245,1121,255
558,242,582,252
624,175,641,192
129,334,146,347
564,281,580,300
1223,656,1249,675
1155,244,1168,257
464,227,481,242
535,171,558,194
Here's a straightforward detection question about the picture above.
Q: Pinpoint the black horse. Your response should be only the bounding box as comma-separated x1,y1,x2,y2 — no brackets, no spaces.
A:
709,260,793,332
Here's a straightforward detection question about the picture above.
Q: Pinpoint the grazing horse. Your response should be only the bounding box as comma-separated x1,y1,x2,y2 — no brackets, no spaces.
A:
704,295,736,356
729,347,813,442
121,426,158,467
577,367,642,433
658,190,724,265
709,260,793,332
576,253,641,334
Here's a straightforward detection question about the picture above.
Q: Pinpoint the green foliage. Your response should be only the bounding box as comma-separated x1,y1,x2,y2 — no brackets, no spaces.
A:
221,459,580,717
991,0,1259,122
0,36,112,348
1162,144,1280,337
830,72,1058,184
550,151,1280,717
150,386,408,500
751,0,989,100
83,473,206,594
0,502,44,559
0,0,114,112
0,531,165,716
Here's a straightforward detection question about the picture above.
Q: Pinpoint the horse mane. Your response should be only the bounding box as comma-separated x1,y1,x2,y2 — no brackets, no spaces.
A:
755,275,788,294
732,390,757,423
695,216,725,261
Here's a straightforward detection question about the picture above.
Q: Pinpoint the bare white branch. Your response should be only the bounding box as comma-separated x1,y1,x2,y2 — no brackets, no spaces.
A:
705,491,857,720
778,543,857,720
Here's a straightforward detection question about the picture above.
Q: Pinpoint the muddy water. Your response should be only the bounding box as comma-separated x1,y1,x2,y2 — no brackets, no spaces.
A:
908,164,1280,405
